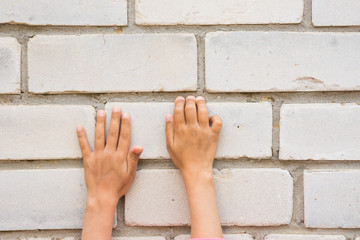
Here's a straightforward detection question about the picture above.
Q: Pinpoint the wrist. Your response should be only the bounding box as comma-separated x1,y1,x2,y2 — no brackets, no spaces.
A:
181,170,214,188
86,193,118,213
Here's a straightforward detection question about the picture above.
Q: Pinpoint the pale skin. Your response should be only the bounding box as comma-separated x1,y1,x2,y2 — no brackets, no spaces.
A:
77,96,223,239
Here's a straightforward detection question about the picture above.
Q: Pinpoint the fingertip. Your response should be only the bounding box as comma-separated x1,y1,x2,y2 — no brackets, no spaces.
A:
176,96,185,102
186,95,195,101
166,114,173,122
132,146,143,155
122,112,130,119
76,125,83,133
97,110,105,117
196,96,205,102
112,106,121,113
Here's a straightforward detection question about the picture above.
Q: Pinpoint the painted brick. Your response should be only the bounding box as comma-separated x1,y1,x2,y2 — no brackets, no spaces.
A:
28,34,197,94
113,238,165,240
175,234,253,240
313,0,360,26
0,0,127,26
205,31,360,92
0,169,87,230
0,105,95,160
135,0,303,25
105,102,272,159
125,169,293,226
304,170,360,228
21,238,75,240
279,103,360,160
0,37,20,94
265,235,346,240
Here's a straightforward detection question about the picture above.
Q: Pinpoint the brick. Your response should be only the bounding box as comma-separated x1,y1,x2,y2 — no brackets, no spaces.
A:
113,238,165,240
125,169,293,226
28,34,197,94
0,105,95,160
0,0,127,26
265,235,346,240
0,169,87,230
21,238,75,240
0,38,20,94
313,0,360,26
105,102,272,159
304,170,360,228
205,31,360,92
135,0,303,25
279,103,360,160
175,234,253,240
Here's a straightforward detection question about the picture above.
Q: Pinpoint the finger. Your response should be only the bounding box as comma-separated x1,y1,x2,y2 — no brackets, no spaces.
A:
174,96,185,129
210,114,222,134
76,125,92,159
95,110,106,152
185,96,197,125
106,106,121,150
165,114,174,151
127,146,143,175
118,112,131,153
196,96,209,127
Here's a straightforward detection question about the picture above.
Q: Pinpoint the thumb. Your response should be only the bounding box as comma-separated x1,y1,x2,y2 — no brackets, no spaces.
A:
127,146,143,175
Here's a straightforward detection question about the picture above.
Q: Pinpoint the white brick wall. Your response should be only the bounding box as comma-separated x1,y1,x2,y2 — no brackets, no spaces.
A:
135,0,303,25
125,169,293,226
28,34,197,94
279,104,360,160
112,238,165,240
0,37,20,94
313,0,360,26
0,169,87,230
175,234,253,240
265,235,346,240
304,170,360,228
106,102,272,159
206,31,360,92
0,105,95,160
0,0,127,26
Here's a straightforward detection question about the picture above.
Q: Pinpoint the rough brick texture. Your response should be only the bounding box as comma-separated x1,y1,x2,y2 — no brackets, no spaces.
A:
206,31,360,92
279,103,360,160
0,169,87,230
304,170,360,228
313,0,360,26
0,37,20,94
0,105,95,160
135,0,303,25
113,238,165,240
0,0,127,26
28,34,197,93
125,169,293,226
265,235,346,240
105,102,272,159
175,234,253,240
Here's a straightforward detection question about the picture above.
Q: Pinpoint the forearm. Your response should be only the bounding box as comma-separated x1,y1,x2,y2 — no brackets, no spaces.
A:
81,197,117,240
182,171,223,239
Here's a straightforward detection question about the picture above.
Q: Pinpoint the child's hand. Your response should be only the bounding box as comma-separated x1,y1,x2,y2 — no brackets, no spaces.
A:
165,96,223,239
77,107,143,240
165,96,222,176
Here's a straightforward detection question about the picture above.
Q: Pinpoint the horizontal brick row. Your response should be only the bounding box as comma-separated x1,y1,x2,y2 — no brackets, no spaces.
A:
28,34,197,93
0,169,88,230
105,102,272,159
0,105,95,160
265,235,346,240
206,31,360,92
135,0,303,25
0,0,127,26
125,169,293,226
304,170,360,228
280,103,360,160
175,234,253,240
312,0,360,26
0,37,20,94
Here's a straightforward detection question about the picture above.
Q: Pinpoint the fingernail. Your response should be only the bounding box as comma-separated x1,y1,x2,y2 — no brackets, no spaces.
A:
196,96,205,101
133,146,143,155
97,110,105,117
122,112,129,119
76,125,83,132
176,96,185,101
186,96,195,100
112,106,121,113
166,114,172,122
